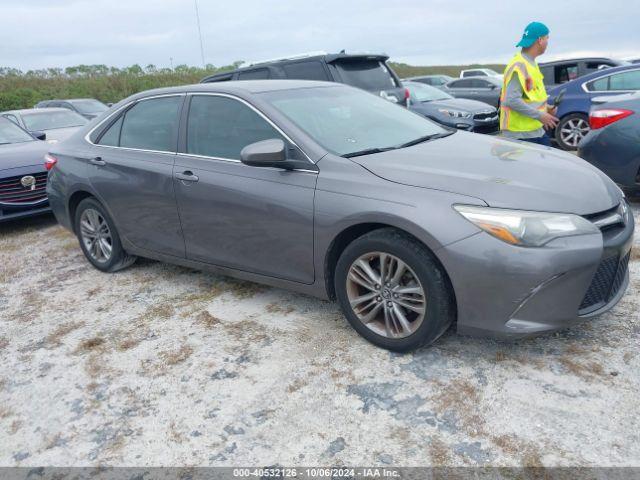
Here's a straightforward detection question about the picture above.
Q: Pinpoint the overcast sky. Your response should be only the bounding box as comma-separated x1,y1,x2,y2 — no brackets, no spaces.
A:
1,0,638,70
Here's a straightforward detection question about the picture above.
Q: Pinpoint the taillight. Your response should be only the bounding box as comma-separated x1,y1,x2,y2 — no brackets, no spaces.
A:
44,153,58,171
589,109,634,130
404,87,410,100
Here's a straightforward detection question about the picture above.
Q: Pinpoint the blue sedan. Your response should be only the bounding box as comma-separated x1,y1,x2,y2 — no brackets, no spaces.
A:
547,64,640,150
0,117,52,222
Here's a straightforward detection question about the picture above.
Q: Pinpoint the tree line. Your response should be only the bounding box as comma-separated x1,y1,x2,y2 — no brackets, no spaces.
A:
0,62,505,111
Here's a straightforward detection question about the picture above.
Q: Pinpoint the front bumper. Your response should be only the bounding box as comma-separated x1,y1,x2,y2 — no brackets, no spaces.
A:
0,202,51,223
437,204,635,339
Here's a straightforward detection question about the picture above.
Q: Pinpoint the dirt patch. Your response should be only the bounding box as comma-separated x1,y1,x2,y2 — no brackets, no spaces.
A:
194,311,221,329
432,378,485,437
116,336,144,352
159,344,193,366
428,436,452,466
559,357,607,381
46,321,85,348
265,303,295,315
74,337,106,354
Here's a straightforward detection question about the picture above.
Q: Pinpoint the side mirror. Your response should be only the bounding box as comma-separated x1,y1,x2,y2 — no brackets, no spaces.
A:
107,103,113,107
489,84,498,90
31,131,46,141
240,139,287,168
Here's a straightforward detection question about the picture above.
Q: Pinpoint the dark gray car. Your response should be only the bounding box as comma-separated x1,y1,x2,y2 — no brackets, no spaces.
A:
404,81,498,134
578,92,640,191
443,77,502,108
35,98,109,120
46,81,634,352
402,75,454,89
1,108,88,142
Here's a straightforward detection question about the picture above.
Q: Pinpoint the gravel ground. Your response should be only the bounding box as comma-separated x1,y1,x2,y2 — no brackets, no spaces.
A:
0,199,638,468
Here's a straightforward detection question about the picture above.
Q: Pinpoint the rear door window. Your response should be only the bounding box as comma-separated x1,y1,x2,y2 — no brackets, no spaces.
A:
587,77,610,91
609,70,640,90
555,64,578,83
282,61,329,81
186,95,284,160
97,116,124,146
237,68,270,80
449,79,473,89
334,59,397,90
118,96,182,152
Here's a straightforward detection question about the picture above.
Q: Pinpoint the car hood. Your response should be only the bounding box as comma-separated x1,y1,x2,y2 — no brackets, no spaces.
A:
351,131,621,215
0,140,50,172
415,98,496,113
42,126,83,141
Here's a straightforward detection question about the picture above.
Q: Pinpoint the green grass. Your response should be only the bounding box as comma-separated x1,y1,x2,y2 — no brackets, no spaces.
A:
0,62,506,111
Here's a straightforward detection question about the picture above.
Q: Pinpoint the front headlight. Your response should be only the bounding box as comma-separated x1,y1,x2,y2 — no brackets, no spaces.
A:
453,205,600,247
438,108,471,119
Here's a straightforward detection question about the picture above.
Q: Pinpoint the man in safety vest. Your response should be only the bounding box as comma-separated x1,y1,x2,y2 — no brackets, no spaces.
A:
500,22,559,145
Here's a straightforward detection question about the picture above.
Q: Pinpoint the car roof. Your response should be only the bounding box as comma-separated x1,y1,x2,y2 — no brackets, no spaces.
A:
557,63,640,87
2,107,74,115
126,80,342,101
201,52,390,82
539,57,625,66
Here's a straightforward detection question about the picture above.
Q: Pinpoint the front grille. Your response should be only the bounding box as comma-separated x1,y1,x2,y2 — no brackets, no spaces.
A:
473,123,500,134
473,111,498,121
0,172,48,205
579,251,630,313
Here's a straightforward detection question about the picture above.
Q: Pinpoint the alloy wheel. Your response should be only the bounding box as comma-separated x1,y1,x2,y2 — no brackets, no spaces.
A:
80,208,113,263
346,252,427,339
560,117,590,148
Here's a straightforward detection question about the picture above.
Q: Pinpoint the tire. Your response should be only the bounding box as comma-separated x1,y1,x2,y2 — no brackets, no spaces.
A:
74,197,136,272
334,228,455,352
555,113,590,150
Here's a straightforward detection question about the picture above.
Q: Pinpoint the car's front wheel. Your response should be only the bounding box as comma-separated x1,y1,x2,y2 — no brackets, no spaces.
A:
555,113,590,150
74,197,136,272
334,228,455,352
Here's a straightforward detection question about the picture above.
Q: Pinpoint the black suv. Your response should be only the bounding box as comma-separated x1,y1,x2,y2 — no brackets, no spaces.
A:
201,52,408,106
539,57,630,87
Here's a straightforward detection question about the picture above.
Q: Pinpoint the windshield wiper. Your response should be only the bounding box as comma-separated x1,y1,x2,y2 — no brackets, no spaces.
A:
396,131,455,148
342,146,396,158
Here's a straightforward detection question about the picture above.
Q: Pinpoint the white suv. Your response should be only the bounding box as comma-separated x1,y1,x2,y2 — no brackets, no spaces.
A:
460,68,503,79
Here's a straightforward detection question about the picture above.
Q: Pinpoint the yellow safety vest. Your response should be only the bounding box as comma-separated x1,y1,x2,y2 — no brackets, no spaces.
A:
499,53,548,132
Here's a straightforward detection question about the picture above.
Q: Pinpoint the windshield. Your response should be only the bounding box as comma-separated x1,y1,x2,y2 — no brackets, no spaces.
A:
261,86,446,156
0,117,34,144
22,110,88,131
405,82,453,102
334,59,398,91
484,69,501,76
69,99,109,114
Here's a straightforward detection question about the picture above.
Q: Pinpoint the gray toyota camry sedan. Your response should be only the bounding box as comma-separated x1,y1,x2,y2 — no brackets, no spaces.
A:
46,80,634,352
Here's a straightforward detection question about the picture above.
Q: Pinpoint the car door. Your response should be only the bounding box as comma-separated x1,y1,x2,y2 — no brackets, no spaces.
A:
87,94,186,258
173,93,317,284
446,79,475,100
473,79,500,107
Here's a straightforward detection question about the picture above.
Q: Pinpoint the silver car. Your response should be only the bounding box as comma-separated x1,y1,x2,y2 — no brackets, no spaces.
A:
46,81,634,351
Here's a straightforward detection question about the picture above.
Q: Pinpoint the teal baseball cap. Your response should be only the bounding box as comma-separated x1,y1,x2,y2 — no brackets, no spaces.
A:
516,22,550,48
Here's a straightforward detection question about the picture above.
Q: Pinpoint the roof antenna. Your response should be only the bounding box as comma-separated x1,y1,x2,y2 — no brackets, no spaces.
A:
194,0,206,67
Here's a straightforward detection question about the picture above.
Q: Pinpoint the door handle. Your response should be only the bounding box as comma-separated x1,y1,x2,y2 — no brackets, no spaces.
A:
175,171,199,183
89,157,106,166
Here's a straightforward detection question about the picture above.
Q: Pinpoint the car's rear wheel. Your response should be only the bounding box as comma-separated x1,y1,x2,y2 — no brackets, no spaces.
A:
75,197,136,272
555,113,590,150
334,228,455,352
